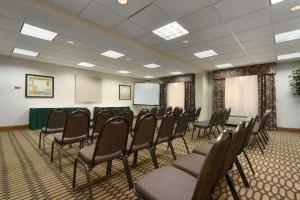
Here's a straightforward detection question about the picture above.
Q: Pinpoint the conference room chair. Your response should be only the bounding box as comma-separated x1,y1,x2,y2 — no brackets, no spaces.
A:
214,109,228,134
150,107,158,116
51,111,90,173
39,109,67,153
153,112,176,163
194,107,202,122
223,108,231,129
89,110,113,144
79,108,92,127
173,106,183,123
122,109,134,131
171,111,190,154
134,129,232,200
72,117,132,199
166,106,173,113
156,107,166,120
192,111,218,140
113,108,123,116
126,113,158,169
134,108,149,131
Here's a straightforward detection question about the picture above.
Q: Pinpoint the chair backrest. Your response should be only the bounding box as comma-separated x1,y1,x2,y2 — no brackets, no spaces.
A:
128,114,156,153
195,107,202,120
188,107,196,120
192,130,233,200
166,106,173,113
79,108,91,119
92,117,129,164
219,109,228,125
208,111,218,126
239,118,255,153
155,112,175,143
225,108,231,123
46,109,67,130
93,111,114,134
150,107,158,116
122,110,134,129
156,107,166,118
62,111,90,141
135,109,150,129
174,112,190,136
173,107,183,122
113,108,122,116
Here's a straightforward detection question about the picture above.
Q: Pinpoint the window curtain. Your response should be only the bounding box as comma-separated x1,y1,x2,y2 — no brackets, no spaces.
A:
184,81,195,110
213,79,225,112
167,82,185,108
160,84,167,108
258,74,277,130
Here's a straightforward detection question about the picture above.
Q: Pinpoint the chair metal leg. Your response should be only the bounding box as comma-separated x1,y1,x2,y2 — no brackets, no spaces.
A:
210,127,217,138
181,137,190,154
257,134,266,149
192,127,196,139
42,136,46,153
168,141,177,160
263,128,269,139
204,129,210,140
225,173,240,200
197,127,201,138
121,155,133,189
235,159,250,188
57,146,62,173
51,141,55,162
133,152,138,165
82,162,93,200
253,135,264,154
243,150,255,175
72,157,78,188
39,131,42,149
149,147,159,169
106,160,112,175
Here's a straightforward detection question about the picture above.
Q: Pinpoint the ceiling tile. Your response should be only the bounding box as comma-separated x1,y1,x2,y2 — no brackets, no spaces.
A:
113,20,146,38
136,32,165,46
0,27,18,40
53,34,86,48
235,25,273,42
271,0,300,23
16,34,51,48
0,15,22,32
193,24,231,43
216,44,244,54
206,35,238,48
80,2,124,28
273,15,300,34
242,36,274,49
42,0,91,14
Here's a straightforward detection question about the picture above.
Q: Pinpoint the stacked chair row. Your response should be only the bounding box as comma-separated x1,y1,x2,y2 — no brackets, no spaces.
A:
134,118,257,200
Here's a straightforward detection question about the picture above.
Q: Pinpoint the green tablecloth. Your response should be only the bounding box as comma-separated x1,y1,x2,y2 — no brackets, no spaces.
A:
93,107,130,116
29,107,85,130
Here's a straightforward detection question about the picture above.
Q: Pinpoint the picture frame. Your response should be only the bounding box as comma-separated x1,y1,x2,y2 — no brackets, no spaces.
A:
25,74,54,98
119,84,131,100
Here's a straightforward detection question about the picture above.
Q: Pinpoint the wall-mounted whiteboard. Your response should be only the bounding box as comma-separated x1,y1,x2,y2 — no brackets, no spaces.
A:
75,75,101,102
133,82,160,105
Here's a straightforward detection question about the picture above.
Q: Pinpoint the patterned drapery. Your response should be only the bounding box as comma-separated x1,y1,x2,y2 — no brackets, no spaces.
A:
212,63,277,130
159,74,195,109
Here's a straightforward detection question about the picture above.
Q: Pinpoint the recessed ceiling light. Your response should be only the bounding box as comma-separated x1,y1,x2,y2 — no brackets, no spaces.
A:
117,0,127,5
20,23,58,41
275,29,300,43
144,76,155,79
77,62,96,68
194,50,218,59
144,63,161,68
101,50,125,59
126,58,131,61
215,63,233,69
277,52,300,60
270,0,285,5
117,70,130,74
67,40,75,44
48,56,53,59
152,21,189,40
290,5,300,11
170,71,183,75
182,40,189,43
13,48,39,57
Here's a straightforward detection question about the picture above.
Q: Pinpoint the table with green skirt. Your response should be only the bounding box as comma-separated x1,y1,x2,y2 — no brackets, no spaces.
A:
93,106,131,117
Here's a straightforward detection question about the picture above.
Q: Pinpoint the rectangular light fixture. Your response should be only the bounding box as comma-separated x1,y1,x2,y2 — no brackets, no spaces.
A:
144,63,161,68
152,21,189,40
170,71,183,75
194,50,218,59
277,52,300,60
144,76,155,79
117,70,130,74
101,50,125,59
77,62,96,68
13,48,39,57
275,29,300,43
20,23,58,41
270,0,285,5
215,63,233,69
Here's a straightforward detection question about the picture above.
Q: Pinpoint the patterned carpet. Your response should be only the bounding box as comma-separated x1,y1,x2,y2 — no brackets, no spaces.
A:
0,129,299,200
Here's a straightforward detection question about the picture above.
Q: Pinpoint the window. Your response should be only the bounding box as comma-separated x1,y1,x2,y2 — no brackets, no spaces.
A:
167,82,185,108
225,75,258,116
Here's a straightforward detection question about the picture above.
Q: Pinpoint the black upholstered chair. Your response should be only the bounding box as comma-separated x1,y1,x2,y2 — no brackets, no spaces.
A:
172,111,190,154
150,107,158,116
156,107,166,120
192,111,218,140
122,109,134,131
89,111,113,144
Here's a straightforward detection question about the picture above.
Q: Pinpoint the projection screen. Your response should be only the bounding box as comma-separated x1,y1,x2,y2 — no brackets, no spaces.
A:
133,82,160,106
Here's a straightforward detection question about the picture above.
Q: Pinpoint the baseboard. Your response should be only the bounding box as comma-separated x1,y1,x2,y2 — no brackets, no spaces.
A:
277,127,300,133
0,124,29,131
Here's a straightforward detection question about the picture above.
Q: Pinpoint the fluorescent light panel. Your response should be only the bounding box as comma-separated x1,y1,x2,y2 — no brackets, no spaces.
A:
152,22,189,40
291,5,300,11
270,0,285,5
144,76,155,79
275,29,300,43
20,23,57,41
77,62,96,67
170,71,183,75
101,50,125,59
144,63,160,68
13,48,39,57
194,50,218,59
117,70,130,74
277,52,300,60
215,63,233,69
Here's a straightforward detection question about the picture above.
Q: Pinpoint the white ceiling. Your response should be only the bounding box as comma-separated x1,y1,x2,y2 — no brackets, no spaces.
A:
0,0,300,78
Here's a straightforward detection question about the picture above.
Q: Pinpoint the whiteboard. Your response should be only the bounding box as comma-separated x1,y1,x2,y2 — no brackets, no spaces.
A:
134,83,160,105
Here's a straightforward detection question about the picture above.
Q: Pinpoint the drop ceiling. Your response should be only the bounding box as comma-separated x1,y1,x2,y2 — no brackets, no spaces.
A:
0,0,300,78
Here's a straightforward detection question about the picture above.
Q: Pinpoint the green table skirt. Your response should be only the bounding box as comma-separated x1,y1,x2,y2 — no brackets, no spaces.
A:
29,107,85,130
93,107,130,117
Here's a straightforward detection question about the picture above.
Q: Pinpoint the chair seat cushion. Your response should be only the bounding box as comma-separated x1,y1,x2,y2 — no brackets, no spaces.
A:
54,133,86,145
78,145,122,166
172,153,206,177
192,143,213,156
193,120,209,128
153,133,169,144
41,127,64,134
126,135,149,153
134,166,196,200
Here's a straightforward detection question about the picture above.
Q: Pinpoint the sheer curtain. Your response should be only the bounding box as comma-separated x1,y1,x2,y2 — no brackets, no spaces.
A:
225,75,258,116
167,82,185,108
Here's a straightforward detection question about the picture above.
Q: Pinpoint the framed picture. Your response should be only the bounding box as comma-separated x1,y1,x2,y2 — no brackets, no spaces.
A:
119,84,131,100
25,74,54,98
